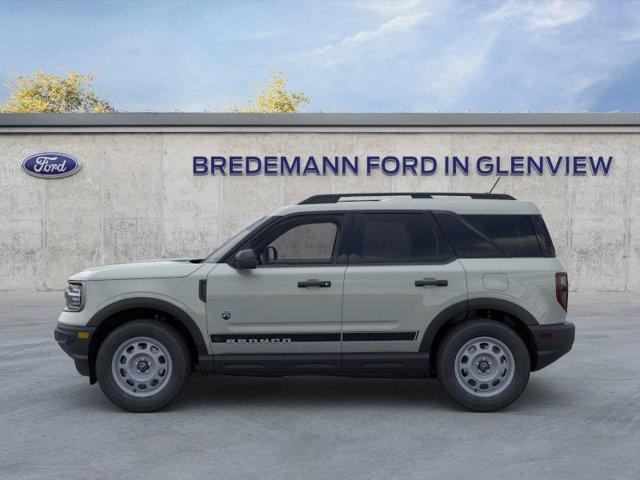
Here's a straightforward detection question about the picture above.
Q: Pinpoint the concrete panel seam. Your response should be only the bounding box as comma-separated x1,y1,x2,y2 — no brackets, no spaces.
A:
100,139,105,266
567,135,574,279
624,137,631,291
217,173,223,246
160,133,165,257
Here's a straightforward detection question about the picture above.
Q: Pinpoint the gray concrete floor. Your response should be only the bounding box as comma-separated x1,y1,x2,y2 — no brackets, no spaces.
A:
0,291,639,480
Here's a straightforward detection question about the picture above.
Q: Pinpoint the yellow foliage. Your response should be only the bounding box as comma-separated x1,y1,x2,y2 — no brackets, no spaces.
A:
234,69,309,113
1,70,114,113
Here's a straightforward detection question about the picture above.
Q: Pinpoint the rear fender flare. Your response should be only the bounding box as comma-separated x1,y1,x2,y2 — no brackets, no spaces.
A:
419,298,539,353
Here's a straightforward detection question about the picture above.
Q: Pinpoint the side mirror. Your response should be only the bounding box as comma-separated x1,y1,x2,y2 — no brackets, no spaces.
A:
232,249,258,270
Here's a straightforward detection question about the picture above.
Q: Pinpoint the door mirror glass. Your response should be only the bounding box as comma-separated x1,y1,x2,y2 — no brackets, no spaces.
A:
232,249,258,270
265,246,278,264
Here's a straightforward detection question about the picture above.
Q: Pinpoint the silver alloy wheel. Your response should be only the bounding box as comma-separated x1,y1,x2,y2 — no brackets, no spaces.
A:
111,336,173,398
454,336,515,397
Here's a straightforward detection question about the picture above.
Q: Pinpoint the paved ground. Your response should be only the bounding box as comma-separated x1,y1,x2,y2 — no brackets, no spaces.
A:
0,291,639,480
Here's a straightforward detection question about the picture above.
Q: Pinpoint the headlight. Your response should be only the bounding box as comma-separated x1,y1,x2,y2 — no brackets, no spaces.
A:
64,282,84,311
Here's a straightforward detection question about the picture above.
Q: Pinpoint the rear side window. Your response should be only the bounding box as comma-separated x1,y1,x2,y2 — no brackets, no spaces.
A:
354,213,454,264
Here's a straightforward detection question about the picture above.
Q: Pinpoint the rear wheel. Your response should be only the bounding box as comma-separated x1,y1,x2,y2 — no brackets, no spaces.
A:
436,320,530,411
96,320,192,412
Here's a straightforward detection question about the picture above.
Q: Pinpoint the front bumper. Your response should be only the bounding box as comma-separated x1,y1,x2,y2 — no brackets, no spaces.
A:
530,321,575,371
54,324,96,376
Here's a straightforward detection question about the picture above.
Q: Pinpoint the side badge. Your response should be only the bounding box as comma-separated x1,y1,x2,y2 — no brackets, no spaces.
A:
221,311,231,320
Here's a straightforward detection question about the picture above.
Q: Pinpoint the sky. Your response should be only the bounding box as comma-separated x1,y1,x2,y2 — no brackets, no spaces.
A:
0,0,638,112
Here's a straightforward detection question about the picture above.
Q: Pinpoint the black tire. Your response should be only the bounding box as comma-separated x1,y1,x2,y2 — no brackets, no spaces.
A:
96,320,192,412
436,320,530,412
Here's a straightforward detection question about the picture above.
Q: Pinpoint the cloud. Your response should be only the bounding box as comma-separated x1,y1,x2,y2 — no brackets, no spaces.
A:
6,0,635,112
350,0,430,16
301,11,430,66
475,0,639,111
420,29,500,109
484,0,592,29
620,0,640,41
294,0,636,112
529,0,592,28
415,0,636,111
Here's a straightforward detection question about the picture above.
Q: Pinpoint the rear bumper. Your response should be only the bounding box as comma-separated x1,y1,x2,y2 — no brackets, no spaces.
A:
530,321,575,371
54,324,96,376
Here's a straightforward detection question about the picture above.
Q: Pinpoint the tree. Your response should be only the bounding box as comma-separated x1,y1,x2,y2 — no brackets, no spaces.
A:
233,69,309,113
0,70,114,113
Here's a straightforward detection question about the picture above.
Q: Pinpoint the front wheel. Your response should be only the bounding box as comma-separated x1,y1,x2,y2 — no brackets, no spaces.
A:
436,320,530,412
96,320,192,412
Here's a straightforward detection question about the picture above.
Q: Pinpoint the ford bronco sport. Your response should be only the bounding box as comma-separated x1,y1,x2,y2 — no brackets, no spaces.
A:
55,192,575,412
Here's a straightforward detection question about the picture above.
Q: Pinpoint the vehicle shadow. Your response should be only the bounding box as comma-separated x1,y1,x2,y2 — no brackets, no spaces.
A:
174,375,452,411
64,373,564,414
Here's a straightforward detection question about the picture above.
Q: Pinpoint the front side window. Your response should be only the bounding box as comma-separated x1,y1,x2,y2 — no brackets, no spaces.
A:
269,222,338,262
247,215,342,265
353,213,453,264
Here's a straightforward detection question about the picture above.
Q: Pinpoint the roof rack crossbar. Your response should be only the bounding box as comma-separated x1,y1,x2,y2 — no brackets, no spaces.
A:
299,192,515,204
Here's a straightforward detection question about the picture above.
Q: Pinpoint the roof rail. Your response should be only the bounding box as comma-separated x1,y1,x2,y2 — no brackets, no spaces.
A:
299,192,516,204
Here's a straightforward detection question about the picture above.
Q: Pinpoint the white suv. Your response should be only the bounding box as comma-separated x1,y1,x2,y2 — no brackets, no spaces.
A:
55,192,574,412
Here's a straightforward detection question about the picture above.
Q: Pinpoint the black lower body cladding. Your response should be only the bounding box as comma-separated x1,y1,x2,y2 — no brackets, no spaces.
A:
530,322,575,370
54,324,96,376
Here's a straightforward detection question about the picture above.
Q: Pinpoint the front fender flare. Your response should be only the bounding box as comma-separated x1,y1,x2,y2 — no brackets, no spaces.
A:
86,297,208,357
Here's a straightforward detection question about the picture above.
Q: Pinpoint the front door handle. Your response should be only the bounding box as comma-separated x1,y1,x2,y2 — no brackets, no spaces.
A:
298,279,331,288
415,278,448,287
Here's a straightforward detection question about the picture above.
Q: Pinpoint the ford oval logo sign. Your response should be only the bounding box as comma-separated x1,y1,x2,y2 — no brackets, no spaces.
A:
22,152,81,179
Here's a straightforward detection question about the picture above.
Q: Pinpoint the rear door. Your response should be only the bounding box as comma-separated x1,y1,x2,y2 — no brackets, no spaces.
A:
341,212,467,372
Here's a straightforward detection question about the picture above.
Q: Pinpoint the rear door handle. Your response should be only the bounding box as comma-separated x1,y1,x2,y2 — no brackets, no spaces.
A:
298,279,331,288
415,278,448,287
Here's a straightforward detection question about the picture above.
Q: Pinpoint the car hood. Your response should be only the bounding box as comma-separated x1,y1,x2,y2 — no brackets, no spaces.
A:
69,259,205,281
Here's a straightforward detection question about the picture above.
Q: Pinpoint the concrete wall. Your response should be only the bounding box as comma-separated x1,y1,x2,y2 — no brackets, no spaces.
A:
0,131,638,291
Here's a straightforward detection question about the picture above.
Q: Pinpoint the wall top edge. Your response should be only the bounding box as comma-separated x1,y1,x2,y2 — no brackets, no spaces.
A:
0,112,639,128
1,126,639,134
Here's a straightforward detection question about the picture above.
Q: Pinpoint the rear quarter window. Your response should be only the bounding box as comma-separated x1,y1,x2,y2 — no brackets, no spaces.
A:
434,213,503,258
435,213,553,258
530,215,556,257
461,215,542,257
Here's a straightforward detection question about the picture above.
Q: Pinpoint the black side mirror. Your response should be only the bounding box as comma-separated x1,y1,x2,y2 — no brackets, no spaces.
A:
232,249,258,270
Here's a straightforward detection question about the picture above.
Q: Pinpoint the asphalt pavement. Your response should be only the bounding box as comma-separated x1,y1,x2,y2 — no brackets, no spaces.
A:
1,290,639,480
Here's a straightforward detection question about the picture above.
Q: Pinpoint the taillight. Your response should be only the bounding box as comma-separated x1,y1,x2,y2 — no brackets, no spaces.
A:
555,272,568,311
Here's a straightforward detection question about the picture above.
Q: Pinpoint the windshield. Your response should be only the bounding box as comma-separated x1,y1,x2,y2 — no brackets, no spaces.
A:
204,216,270,263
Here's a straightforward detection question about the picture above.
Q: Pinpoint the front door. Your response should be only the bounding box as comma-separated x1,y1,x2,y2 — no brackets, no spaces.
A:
206,213,348,371
341,212,467,373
